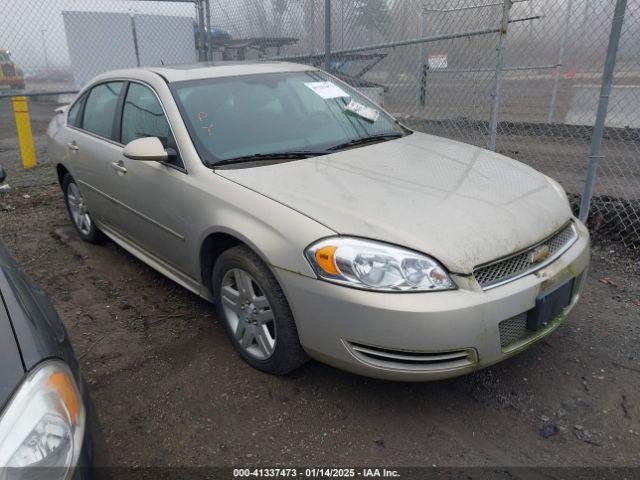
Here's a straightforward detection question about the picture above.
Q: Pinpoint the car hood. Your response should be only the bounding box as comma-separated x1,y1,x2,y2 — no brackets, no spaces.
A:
216,132,573,274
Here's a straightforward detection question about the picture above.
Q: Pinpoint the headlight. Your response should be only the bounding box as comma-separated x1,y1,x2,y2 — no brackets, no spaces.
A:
0,360,85,479
305,237,455,292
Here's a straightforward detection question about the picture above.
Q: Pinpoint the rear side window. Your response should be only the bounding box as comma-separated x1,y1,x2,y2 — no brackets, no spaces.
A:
67,95,84,127
82,82,123,140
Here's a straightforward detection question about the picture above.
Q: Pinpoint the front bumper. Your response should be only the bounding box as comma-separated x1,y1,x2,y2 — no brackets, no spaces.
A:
277,220,590,381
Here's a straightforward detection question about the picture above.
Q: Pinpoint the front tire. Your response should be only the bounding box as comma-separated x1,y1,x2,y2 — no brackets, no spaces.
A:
212,245,308,375
62,174,104,244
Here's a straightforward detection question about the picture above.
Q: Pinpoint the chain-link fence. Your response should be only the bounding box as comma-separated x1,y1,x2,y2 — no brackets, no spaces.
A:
0,0,200,95
1,0,638,247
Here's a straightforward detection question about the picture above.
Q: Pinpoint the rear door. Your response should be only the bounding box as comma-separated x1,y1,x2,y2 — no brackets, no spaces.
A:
65,81,125,229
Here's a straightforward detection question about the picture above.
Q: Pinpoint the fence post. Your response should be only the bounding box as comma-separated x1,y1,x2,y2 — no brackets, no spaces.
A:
324,0,332,71
547,0,573,123
415,4,428,116
196,0,206,61
130,14,141,67
579,0,627,223
487,0,512,152
205,0,212,61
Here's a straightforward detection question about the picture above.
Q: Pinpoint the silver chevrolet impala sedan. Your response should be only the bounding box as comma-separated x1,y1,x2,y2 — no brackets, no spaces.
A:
47,62,590,381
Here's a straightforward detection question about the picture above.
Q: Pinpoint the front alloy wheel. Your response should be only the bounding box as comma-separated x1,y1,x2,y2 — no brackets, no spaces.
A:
221,268,276,360
212,245,308,375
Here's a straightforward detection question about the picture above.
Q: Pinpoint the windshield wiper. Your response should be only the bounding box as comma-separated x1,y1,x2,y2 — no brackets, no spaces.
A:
213,150,328,167
326,133,404,152
213,133,405,167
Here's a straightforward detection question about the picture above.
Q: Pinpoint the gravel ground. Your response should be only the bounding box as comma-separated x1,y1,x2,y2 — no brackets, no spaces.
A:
0,100,639,470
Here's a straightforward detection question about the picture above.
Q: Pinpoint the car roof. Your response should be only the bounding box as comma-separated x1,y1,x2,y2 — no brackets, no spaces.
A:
96,61,317,84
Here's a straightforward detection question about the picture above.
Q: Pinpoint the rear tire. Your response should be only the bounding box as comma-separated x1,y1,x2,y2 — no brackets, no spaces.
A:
212,245,308,375
62,174,104,244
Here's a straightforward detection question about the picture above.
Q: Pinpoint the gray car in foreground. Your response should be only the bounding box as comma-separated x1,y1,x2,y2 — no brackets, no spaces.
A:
47,62,590,381
0,166,98,477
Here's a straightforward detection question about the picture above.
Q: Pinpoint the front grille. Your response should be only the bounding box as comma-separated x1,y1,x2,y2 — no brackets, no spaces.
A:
474,223,578,290
346,341,476,372
499,313,528,348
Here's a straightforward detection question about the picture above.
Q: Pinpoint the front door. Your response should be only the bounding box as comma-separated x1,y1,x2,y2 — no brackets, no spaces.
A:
108,82,195,281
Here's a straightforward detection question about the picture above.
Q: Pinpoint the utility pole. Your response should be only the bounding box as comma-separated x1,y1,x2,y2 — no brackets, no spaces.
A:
547,0,573,123
41,29,50,72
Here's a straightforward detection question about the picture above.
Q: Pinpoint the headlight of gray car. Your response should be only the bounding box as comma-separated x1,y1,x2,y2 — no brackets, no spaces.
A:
0,360,85,479
305,237,455,292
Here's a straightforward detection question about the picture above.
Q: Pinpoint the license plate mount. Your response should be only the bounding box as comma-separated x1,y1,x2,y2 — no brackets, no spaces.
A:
527,277,575,331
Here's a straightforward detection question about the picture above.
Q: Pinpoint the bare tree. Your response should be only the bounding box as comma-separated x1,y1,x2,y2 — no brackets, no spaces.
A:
272,0,288,33
352,0,391,43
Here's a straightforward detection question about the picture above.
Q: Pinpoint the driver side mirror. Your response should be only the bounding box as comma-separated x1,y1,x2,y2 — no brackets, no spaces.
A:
0,166,6,184
122,137,168,162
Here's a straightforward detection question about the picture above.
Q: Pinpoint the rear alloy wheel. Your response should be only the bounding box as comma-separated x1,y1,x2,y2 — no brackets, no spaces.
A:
213,246,308,374
63,174,104,243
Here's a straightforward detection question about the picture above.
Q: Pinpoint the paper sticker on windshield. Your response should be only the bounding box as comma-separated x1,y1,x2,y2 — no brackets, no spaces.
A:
305,81,350,99
344,100,380,122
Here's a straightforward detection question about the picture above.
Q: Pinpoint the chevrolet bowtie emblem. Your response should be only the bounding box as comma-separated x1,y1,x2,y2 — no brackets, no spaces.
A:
529,245,550,264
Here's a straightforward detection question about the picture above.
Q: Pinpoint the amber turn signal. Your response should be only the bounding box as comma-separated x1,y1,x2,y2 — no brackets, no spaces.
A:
48,371,81,423
315,245,340,276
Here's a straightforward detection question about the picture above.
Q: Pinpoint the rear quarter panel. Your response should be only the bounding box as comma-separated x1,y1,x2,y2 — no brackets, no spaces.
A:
46,109,72,177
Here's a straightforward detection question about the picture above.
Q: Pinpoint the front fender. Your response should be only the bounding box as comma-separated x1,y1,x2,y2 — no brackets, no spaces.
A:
192,171,335,284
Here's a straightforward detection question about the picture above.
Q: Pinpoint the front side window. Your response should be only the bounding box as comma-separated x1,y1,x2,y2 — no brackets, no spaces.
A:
121,83,170,146
82,82,123,140
121,83,182,168
171,71,407,165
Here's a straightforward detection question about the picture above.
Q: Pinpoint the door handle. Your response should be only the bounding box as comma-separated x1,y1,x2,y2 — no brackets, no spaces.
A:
67,141,79,151
111,161,127,174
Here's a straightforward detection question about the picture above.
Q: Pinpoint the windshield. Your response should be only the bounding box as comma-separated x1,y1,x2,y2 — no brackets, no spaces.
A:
170,70,407,165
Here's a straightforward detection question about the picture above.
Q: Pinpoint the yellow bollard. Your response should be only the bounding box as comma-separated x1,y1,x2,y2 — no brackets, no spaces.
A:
12,96,37,169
